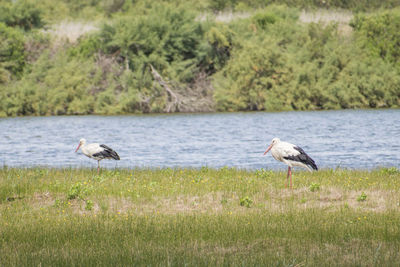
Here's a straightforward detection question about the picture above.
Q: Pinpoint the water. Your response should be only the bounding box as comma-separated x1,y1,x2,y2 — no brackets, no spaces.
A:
0,110,399,170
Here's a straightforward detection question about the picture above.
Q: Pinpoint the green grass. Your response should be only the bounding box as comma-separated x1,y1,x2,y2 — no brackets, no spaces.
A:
1,167,400,266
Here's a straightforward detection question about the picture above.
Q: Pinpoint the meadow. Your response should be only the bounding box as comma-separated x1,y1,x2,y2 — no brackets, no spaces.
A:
1,167,400,266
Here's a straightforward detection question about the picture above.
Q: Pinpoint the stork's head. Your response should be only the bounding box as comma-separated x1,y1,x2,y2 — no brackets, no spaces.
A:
263,137,280,155
75,138,86,152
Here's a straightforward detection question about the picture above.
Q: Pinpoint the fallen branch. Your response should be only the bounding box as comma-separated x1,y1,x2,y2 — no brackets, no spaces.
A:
149,64,180,112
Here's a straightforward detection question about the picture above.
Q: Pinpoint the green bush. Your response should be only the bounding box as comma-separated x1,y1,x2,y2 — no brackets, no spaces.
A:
203,24,234,73
357,192,367,202
239,196,253,208
0,23,25,83
68,35,101,59
98,2,206,82
204,0,400,12
88,2,213,112
252,11,278,30
0,52,98,116
1,2,400,117
352,10,400,68
213,37,290,111
85,200,94,210
213,9,400,112
0,0,43,30
309,182,320,192
67,182,91,200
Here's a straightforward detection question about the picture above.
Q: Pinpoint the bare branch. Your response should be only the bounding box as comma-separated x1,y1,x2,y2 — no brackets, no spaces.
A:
149,64,180,112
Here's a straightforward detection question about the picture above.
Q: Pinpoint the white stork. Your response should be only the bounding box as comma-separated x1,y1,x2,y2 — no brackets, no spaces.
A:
263,137,318,188
75,138,120,172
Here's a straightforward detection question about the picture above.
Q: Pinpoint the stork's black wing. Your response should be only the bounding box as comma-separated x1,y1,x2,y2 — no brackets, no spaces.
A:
284,146,318,170
93,144,120,160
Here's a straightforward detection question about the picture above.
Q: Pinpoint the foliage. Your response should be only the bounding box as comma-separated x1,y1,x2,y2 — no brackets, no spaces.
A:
213,12,400,111
0,0,43,30
0,23,25,83
214,36,290,111
77,2,213,113
207,0,400,12
0,52,100,116
309,182,320,192
68,35,102,59
351,10,400,69
380,167,400,175
203,23,235,73
98,2,207,82
2,0,400,25
85,199,94,210
239,196,253,207
34,0,108,22
255,168,273,179
68,182,90,200
1,3,400,116
357,192,367,202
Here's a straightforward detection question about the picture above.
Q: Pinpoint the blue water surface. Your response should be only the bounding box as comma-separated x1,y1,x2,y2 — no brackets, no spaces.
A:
0,109,399,170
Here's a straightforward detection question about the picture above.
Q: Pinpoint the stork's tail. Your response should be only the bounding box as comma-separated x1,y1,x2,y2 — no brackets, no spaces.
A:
308,159,318,171
288,146,318,171
109,150,120,160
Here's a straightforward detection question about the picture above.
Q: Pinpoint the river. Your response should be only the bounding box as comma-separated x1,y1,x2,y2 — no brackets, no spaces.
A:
0,109,399,170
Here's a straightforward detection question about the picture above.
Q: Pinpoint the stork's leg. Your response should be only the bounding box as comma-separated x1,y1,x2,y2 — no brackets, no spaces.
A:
289,167,292,189
97,160,100,173
285,167,290,188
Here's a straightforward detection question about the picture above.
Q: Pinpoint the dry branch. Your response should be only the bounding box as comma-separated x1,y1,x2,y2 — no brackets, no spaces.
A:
149,64,215,113
149,64,180,112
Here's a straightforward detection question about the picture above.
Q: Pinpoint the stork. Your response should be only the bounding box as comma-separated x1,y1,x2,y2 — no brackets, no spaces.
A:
75,138,120,172
263,138,318,188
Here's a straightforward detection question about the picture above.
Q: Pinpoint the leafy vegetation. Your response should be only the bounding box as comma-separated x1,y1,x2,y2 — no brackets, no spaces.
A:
357,191,367,201
0,167,400,265
206,0,400,12
309,182,320,192
352,10,400,66
0,23,26,83
0,0,43,30
0,0,399,116
239,196,253,207
213,10,400,111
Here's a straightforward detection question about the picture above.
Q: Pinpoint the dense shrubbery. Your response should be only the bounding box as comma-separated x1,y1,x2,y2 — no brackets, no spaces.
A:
206,0,400,12
1,53,96,116
352,10,400,67
0,0,43,30
0,2,213,116
213,10,400,111
0,23,26,83
0,1,399,116
98,3,206,83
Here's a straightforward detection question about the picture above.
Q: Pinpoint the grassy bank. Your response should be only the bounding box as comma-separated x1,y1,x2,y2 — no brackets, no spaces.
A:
1,167,400,266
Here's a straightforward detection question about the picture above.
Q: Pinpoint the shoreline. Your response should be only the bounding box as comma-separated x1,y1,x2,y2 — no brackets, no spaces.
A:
1,106,399,119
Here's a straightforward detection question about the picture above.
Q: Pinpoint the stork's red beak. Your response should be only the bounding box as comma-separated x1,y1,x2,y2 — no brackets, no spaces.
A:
75,143,81,152
263,144,272,155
